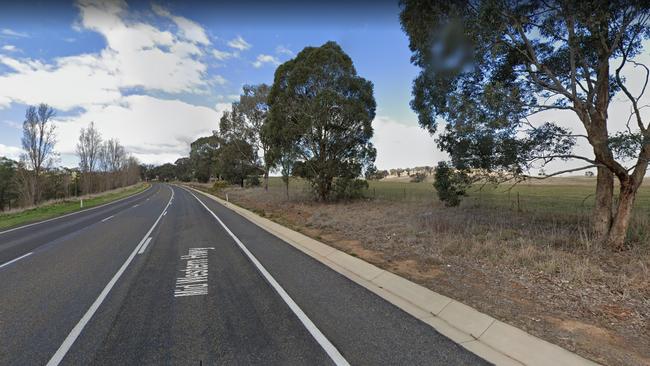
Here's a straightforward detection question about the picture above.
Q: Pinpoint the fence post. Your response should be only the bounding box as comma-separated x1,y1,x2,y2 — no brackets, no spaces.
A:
80,199,83,208
517,192,521,212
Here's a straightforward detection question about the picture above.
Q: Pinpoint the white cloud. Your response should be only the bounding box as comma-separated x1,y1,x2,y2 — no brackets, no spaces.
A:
252,54,280,68
227,36,251,51
372,116,446,170
76,0,209,93
152,4,210,45
275,45,294,56
55,95,225,164
212,48,237,60
0,0,214,111
215,102,232,115
3,120,21,129
210,75,227,86
1,45,17,52
0,144,22,160
0,95,11,109
1,29,28,38
0,54,122,110
216,94,239,102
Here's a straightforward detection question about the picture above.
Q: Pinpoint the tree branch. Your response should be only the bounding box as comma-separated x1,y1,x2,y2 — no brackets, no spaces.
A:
523,164,598,179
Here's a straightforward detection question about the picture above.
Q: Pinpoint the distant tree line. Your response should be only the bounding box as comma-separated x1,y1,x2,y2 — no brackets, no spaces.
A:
150,41,377,201
0,104,140,212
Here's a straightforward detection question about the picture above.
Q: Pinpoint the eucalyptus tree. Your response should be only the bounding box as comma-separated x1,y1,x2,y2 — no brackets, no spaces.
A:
189,134,220,183
400,0,650,248
267,41,376,201
231,84,273,189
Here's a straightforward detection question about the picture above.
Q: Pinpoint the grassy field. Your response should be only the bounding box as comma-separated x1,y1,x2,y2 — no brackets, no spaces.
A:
264,175,650,214
0,183,150,230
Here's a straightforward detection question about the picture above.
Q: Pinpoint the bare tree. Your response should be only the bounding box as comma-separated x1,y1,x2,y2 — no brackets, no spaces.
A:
100,138,125,189
76,122,102,194
20,104,57,205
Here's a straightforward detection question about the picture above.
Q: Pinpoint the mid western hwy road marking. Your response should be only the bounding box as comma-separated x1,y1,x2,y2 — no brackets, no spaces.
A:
0,252,33,270
185,188,350,366
174,247,214,297
46,186,175,366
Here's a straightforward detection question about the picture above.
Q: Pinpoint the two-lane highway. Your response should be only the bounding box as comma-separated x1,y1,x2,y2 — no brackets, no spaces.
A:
0,183,487,365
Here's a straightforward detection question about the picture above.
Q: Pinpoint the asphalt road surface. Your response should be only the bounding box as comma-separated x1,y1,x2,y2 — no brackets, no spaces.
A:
0,183,488,365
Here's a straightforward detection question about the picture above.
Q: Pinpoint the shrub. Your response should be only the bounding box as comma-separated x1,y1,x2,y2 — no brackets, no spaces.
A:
333,177,368,200
211,180,229,191
410,172,426,183
433,161,470,207
245,175,261,188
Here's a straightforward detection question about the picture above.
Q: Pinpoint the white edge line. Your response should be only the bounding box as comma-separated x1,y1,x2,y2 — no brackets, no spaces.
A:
101,215,115,223
137,237,153,255
0,185,153,236
0,252,33,269
184,187,350,366
46,185,174,366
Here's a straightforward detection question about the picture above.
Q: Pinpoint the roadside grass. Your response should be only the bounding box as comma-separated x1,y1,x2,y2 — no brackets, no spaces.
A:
0,182,150,230
188,176,650,365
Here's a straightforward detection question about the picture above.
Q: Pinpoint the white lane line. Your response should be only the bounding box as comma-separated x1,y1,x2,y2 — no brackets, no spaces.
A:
0,185,154,236
101,215,115,223
0,252,33,270
185,188,350,366
137,237,153,255
46,185,175,366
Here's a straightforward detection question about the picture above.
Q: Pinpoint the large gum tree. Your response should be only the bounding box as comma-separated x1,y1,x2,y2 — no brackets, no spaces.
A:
266,41,376,201
400,0,650,249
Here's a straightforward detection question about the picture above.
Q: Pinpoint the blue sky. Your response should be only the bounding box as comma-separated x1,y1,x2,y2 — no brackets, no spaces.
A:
0,0,441,169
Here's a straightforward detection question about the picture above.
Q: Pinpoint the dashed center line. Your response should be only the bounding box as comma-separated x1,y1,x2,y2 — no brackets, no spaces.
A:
0,252,33,270
132,204,140,208
46,186,174,366
101,215,114,223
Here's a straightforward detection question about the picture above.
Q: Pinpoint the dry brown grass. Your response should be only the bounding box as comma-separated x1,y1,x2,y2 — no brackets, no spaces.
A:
191,181,650,366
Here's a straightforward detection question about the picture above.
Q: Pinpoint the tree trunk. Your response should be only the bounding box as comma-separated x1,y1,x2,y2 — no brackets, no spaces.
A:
284,178,289,200
607,180,638,250
264,168,269,191
593,166,613,240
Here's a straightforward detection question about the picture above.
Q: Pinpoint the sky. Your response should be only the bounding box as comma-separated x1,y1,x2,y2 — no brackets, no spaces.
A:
0,0,442,170
0,0,647,175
